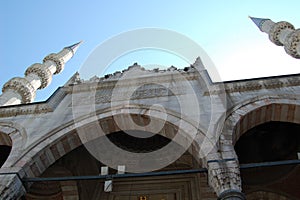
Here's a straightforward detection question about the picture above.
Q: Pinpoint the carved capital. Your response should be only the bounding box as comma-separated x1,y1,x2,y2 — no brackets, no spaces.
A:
43,53,64,74
2,77,36,103
25,63,53,89
208,161,242,196
269,21,295,46
284,29,300,58
0,174,26,199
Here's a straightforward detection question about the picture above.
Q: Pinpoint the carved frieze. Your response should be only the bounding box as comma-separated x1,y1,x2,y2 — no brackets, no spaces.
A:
71,84,173,106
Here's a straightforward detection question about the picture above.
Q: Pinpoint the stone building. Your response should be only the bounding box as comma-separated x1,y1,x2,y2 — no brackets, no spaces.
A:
0,17,299,200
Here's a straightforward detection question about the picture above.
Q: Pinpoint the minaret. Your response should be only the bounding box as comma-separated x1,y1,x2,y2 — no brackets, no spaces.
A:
0,41,82,106
249,16,300,59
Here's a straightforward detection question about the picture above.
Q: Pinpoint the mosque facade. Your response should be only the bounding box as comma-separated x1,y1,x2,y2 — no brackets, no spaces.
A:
0,17,299,200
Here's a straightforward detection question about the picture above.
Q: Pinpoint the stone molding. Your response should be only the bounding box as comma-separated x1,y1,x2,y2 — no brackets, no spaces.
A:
0,103,52,118
67,63,300,97
0,88,67,118
218,189,246,200
205,74,300,95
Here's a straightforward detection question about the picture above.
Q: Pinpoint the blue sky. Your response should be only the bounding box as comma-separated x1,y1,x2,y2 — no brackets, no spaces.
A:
1,1,300,101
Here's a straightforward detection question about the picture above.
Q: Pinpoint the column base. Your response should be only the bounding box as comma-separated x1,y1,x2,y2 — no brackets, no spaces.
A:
218,189,246,200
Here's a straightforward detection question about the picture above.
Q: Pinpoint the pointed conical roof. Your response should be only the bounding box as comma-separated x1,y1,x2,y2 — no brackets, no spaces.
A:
65,41,83,55
249,16,270,31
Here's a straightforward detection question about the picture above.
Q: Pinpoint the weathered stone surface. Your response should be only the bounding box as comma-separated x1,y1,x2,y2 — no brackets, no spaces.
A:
0,59,300,199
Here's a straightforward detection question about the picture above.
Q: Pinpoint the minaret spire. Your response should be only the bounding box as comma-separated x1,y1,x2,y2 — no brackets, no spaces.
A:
250,16,300,59
249,16,271,31
0,41,82,106
65,40,83,56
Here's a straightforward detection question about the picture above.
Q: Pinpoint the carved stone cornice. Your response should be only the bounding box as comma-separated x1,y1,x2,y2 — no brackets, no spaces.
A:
0,103,52,118
25,63,52,89
67,65,199,94
0,88,67,118
85,64,198,82
43,53,64,74
204,74,300,95
2,77,36,103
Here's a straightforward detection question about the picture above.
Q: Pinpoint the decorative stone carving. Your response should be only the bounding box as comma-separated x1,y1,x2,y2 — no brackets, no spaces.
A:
269,21,294,46
208,161,242,197
43,53,65,74
204,74,300,95
2,77,36,103
25,63,52,89
84,64,197,83
284,29,300,58
0,103,52,117
0,174,26,199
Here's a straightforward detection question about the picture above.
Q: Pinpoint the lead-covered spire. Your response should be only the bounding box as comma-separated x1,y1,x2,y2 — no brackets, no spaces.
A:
249,16,270,31
250,16,300,59
65,41,83,56
0,41,82,106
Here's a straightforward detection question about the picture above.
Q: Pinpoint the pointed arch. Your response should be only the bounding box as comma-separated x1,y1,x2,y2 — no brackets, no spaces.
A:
12,105,206,182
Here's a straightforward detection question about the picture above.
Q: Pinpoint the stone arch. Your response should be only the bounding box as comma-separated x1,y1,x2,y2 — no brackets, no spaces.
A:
221,96,300,147
14,105,206,182
0,131,11,168
208,96,300,199
246,190,291,200
217,96,300,199
0,130,11,146
0,122,28,199
0,121,27,168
